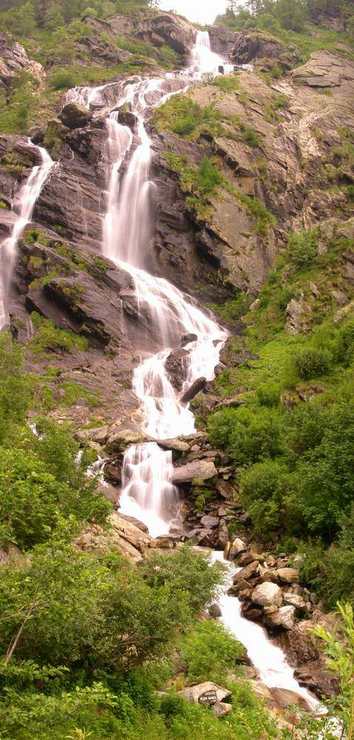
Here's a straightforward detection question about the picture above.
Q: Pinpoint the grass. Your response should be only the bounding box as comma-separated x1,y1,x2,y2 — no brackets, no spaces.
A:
164,153,224,219
153,95,223,140
30,313,89,355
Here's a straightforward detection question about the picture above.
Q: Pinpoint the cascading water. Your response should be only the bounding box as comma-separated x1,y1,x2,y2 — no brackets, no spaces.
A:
67,31,319,708
0,143,53,329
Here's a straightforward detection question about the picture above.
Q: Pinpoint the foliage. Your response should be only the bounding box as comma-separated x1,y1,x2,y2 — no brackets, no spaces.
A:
288,228,318,269
181,620,245,683
164,153,224,218
154,96,223,140
314,603,354,734
293,346,332,379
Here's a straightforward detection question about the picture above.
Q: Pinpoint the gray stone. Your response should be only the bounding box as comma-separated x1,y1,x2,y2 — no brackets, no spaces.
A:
277,567,300,584
229,537,247,559
180,682,231,706
266,605,296,630
201,515,219,528
172,460,217,483
251,582,283,608
59,102,93,130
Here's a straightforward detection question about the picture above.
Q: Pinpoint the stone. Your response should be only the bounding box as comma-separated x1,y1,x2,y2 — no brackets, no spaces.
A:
75,512,153,563
181,332,198,346
266,605,296,630
117,110,137,130
233,560,260,583
251,582,283,608
212,701,232,717
180,377,207,403
179,682,231,706
201,515,219,528
277,567,300,584
172,460,217,483
209,603,222,618
165,348,189,391
229,537,247,559
157,437,190,452
106,428,145,454
283,592,307,611
269,687,310,711
59,102,93,130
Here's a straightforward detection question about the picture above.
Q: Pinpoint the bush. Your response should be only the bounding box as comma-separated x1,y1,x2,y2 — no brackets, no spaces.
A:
0,334,33,442
256,382,281,407
293,346,332,379
208,406,282,465
181,620,245,683
240,460,292,535
288,229,318,269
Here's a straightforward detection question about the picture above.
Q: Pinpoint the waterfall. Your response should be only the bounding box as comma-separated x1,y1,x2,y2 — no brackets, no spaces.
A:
0,143,53,329
90,31,320,709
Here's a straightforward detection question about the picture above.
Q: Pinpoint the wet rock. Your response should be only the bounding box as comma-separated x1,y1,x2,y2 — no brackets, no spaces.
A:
165,348,189,391
117,110,137,130
59,103,93,130
277,567,300,584
180,377,207,403
179,682,231,706
251,582,283,608
136,12,195,59
266,605,296,631
181,332,197,346
209,603,222,618
172,459,217,483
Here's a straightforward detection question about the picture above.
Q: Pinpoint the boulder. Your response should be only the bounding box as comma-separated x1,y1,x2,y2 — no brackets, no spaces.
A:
233,560,260,583
172,459,217,483
229,537,247,559
179,682,231,706
158,437,190,452
266,605,296,630
277,567,300,584
75,512,153,563
105,428,145,454
212,701,232,717
283,592,307,611
209,603,222,618
269,687,310,711
231,30,298,69
117,110,137,130
200,515,219,529
251,582,283,608
59,103,93,130
180,377,207,403
165,348,189,391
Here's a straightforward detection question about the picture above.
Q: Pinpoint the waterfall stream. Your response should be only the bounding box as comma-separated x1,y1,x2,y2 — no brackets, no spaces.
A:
66,31,320,709
0,31,321,711
0,143,53,329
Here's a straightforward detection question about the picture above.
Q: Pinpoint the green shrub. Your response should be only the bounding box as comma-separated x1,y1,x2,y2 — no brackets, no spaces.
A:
288,228,318,269
208,406,282,465
181,620,245,683
213,75,240,92
0,334,33,443
240,460,292,535
256,382,281,406
293,346,332,379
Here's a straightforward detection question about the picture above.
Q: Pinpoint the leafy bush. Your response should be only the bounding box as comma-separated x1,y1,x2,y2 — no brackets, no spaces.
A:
240,460,292,535
288,228,318,269
256,382,281,407
293,346,332,379
0,334,33,442
208,406,282,465
181,620,245,683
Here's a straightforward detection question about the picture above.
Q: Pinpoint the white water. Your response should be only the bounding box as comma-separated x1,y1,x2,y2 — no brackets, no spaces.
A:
0,142,53,328
64,32,320,708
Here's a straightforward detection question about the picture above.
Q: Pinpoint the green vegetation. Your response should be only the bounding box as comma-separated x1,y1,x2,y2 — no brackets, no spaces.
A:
207,222,354,611
153,96,223,140
30,312,89,354
164,153,224,219
219,0,354,60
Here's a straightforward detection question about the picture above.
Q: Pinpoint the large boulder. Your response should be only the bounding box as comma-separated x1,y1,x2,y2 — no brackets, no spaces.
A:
172,459,217,483
165,348,189,391
276,567,300,584
231,30,298,70
136,12,195,58
251,582,283,608
75,512,154,562
0,32,43,90
59,103,93,130
265,605,296,631
179,682,231,706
